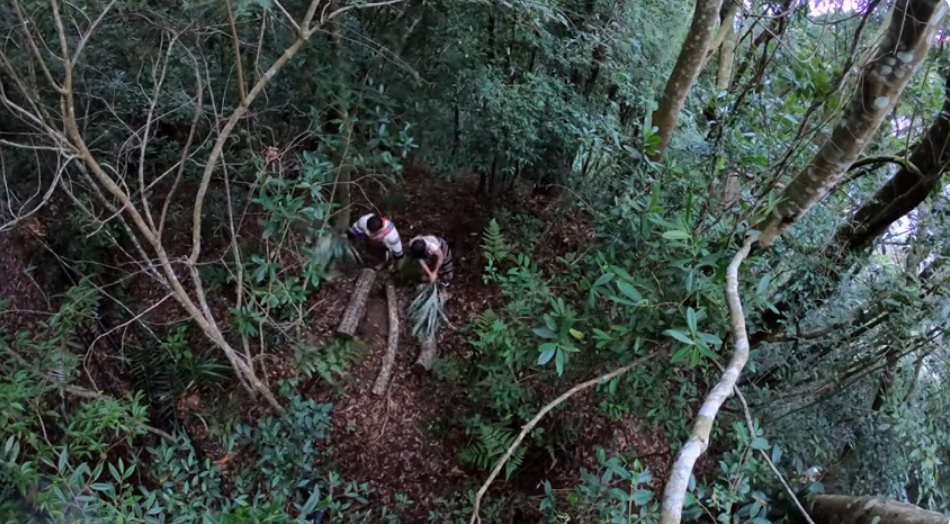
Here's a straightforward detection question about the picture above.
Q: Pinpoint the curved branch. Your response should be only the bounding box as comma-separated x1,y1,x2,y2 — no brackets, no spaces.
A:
659,234,755,524
469,351,658,524
847,154,919,174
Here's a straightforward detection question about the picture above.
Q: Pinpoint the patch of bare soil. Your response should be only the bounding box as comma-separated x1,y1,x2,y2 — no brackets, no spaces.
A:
297,166,502,519
292,163,683,519
0,226,50,333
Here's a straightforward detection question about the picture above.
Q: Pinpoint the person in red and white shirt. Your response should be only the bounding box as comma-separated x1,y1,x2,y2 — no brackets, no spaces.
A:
347,213,404,271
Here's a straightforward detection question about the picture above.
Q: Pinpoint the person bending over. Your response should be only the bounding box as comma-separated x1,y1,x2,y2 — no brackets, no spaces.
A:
347,213,404,271
409,235,454,300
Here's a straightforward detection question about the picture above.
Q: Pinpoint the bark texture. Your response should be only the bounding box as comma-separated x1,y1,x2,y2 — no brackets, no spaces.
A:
755,0,947,247
337,268,377,337
809,495,948,524
650,0,724,160
715,11,737,91
372,282,400,396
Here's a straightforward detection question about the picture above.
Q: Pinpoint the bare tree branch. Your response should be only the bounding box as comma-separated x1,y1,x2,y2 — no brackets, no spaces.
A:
470,351,659,524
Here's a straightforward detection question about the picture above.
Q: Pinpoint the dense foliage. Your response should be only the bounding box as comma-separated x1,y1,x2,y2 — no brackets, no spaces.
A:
1,0,949,522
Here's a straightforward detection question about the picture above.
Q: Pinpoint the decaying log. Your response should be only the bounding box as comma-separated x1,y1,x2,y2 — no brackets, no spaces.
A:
372,282,400,396
413,335,438,373
336,268,376,337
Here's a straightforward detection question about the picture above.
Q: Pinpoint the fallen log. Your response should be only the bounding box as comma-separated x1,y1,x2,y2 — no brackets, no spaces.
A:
413,335,438,373
336,268,377,337
372,282,400,396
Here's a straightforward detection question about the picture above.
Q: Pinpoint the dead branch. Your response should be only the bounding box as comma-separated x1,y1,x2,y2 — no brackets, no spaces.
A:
372,282,400,396
470,351,658,524
223,0,249,105
158,52,204,240
3,0,410,416
658,235,755,524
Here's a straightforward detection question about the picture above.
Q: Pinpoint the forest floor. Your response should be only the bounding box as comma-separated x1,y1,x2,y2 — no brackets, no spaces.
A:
0,163,678,521
282,165,675,519
0,221,51,333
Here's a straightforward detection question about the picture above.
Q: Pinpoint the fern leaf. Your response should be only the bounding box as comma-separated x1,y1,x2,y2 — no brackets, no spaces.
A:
482,218,510,262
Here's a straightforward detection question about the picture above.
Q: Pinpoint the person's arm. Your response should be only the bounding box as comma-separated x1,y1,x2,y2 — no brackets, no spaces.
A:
346,218,364,240
430,250,444,278
417,258,435,281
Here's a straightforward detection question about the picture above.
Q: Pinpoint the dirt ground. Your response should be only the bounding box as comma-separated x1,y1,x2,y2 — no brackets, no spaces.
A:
0,226,51,333
0,163,680,521
292,164,676,519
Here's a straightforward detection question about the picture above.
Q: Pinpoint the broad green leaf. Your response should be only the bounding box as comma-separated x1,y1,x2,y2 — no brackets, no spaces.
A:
686,307,697,332
532,327,557,339
757,274,772,296
771,445,783,464
592,273,614,288
537,349,555,366
663,329,694,345
633,489,654,505
608,487,627,501
750,437,769,450
616,281,642,302
671,346,690,364
662,230,690,240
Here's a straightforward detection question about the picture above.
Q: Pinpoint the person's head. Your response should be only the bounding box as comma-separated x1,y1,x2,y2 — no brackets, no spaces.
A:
366,214,383,233
410,239,427,259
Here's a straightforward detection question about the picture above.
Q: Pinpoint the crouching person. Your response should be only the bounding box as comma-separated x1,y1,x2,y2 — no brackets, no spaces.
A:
347,213,404,272
409,235,454,300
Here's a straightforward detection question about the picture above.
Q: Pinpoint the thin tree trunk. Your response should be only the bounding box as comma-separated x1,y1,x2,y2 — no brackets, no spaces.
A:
650,0,724,160
327,5,354,232
332,109,354,232
808,495,948,524
716,10,738,90
702,0,740,72
337,268,377,337
755,0,947,247
372,282,400,396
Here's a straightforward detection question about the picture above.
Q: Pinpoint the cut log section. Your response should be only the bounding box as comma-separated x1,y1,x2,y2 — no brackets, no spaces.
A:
413,335,438,373
372,282,400,396
336,268,377,337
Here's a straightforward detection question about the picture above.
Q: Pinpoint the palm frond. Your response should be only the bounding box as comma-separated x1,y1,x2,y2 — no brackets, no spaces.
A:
409,282,446,341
